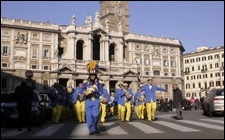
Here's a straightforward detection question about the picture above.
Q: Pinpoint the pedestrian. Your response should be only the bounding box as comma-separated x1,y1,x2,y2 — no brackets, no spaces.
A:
115,82,123,120
172,83,183,120
82,61,103,135
141,77,167,122
134,84,145,119
190,96,196,111
15,80,34,131
168,98,173,111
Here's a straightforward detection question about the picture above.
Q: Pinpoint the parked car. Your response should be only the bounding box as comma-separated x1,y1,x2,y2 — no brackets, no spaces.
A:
1,90,46,127
39,92,52,119
202,88,224,116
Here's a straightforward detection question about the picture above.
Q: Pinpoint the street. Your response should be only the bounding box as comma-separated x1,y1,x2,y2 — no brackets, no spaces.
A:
1,110,224,139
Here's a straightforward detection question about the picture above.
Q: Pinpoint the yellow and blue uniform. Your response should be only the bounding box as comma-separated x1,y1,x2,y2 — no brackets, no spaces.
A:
82,79,103,134
49,87,64,124
99,88,110,123
134,91,145,119
115,88,123,119
141,84,166,121
109,94,117,115
74,87,85,123
118,89,133,121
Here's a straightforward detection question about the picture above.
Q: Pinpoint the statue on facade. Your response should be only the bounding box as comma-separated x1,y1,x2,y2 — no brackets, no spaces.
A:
118,21,122,31
152,47,160,58
94,12,100,22
71,15,76,25
16,32,28,45
105,18,109,28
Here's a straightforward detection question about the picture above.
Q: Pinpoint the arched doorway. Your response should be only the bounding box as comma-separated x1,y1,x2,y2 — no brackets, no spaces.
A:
109,43,116,62
76,40,84,60
93,34,100,60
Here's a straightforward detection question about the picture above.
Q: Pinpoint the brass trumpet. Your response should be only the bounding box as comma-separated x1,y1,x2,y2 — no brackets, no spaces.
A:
123,89,131,101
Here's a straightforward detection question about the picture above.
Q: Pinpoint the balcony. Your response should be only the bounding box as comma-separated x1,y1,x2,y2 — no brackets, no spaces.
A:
183,71,190,75
201,68,208,73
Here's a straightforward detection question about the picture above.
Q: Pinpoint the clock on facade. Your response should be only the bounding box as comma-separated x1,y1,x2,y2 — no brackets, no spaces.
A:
115,7,124,16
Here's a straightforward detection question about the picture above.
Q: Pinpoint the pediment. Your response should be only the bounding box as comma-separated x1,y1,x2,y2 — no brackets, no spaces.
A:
58,66,74,73
123,70,137,76
91,28,108,35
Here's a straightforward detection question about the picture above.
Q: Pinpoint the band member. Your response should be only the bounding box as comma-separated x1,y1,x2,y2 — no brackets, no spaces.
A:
99,81,110,123
108,92,117,116
118,83,133,122
141,77,167,122
134,84,145,119
82,61,103,135
115,82,123,119
66,82,75,118
49,83,65,124
74,83,85,123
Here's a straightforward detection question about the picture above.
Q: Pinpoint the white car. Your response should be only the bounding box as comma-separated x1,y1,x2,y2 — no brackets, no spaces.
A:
202,88,224,116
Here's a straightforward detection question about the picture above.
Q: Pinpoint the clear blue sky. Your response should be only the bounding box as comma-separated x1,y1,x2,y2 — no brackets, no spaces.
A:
1,1,224,53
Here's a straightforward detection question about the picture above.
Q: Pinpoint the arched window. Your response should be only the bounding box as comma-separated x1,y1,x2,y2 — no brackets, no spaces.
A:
76,40,84,60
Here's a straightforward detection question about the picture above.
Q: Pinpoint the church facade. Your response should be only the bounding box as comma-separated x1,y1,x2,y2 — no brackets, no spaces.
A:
1,1,185,99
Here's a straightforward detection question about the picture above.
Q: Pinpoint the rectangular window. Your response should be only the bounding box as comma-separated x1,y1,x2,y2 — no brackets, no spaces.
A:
215,63,219,68
202,57,206,61
216,81,221,86
222,62,224,67
1,46,11,55
145,72,149,75
32,33,38,38
209,81,214,87
192,66,194,71
43,50,51,59
198,83,201,88
196,57,200,62
208,55,213,60
144,59,149,65
165,84,168,90
3,30,10,36
198,66,200,70
204,82,207,89
44,35,50,40
1,78,7,89
210,64,212,69
31,65,37,69
1,63,8,67
214,54,219,59
210,73,213,77
187,76,189,80
171,61,176,68
172,73,175,76
136,58,141,65
32,48,38,59
193,83,195,88
43,66,49,70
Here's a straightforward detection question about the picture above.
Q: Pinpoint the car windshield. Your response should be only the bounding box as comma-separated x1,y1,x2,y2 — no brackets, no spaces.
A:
216,90,224,96
1,92,41,102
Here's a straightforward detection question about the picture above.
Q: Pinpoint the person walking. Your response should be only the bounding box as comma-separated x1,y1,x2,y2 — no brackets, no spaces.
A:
173,83,183,120
15,80,34,131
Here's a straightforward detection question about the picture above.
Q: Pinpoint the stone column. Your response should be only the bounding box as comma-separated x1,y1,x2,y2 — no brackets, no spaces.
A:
105,40,109,61
128,42,132,63
100,40,104,61
117,42,123,63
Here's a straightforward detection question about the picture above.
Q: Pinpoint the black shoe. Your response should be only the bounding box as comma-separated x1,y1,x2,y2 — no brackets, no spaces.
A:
89,131,95,135
175,118,182,120
95,128,101,134
152,118,158,121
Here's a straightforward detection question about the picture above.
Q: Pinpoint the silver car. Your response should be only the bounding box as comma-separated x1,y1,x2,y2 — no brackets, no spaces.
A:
202,88,224,116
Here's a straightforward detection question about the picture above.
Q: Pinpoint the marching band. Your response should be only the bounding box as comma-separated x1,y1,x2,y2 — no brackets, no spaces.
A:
49,61,167,135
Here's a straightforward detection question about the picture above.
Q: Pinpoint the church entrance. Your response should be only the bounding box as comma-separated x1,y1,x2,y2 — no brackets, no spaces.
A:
59,78,68,89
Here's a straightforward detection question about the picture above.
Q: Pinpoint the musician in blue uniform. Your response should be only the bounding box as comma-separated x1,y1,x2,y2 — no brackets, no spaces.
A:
99,81,110,123
82,61,103,135
74,83,85,123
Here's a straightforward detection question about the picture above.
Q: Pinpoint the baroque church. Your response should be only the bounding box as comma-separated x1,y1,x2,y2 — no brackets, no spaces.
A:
1,1,185,99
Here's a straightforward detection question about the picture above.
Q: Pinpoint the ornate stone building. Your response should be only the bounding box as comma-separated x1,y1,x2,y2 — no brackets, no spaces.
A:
183,46,224,100
1,1,185,99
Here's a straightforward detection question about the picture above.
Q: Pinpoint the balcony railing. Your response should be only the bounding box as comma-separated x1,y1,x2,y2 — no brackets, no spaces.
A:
201,68,208,72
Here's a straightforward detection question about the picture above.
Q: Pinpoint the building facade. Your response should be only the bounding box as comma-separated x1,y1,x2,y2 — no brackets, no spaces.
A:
183,46,224,100
1,1,185,99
